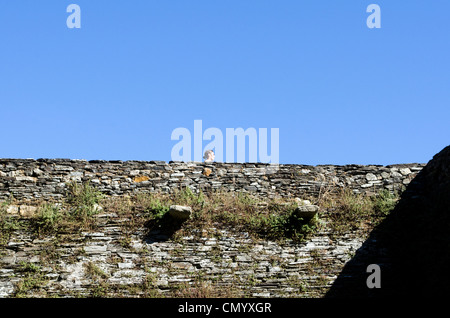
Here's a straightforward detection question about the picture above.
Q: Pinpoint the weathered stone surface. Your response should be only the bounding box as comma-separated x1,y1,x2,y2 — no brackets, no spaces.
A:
0,156,434,298
0,203,375,299
295,204,319,219
365,173,378,181
84,245,108,254
19,205,38,218
202,168,212,177
6,205,19,215
133,176,150,183
0,159,424,203
168,205,192,220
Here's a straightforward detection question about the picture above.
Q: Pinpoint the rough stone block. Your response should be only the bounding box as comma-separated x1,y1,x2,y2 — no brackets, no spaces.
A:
295,204,319,219
168,205,192,220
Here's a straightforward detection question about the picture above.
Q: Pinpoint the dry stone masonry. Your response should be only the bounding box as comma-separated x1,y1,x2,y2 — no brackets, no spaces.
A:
0,159,425,203
0,158,427,298
0,209,368,298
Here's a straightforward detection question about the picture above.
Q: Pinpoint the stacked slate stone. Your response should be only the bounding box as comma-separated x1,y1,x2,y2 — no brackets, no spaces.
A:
0,159,425,203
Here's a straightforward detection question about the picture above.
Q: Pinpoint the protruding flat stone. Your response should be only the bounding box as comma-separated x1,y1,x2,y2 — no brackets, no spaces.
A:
295,204,319,219
168,205,192,220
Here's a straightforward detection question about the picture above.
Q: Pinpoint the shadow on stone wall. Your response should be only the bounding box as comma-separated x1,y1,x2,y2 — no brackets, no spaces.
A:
325,145,450,298
144,214,185,244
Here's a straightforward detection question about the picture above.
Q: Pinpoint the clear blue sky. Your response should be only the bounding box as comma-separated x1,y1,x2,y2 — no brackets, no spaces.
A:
0,1,449,165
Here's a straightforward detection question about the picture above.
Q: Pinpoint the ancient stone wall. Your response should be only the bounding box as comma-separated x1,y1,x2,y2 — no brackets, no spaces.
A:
0,159,425,203
0,158,427,298
0,213,368,298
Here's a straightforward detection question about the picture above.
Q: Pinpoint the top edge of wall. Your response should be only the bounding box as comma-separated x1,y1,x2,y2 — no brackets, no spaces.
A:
0,158,427,167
